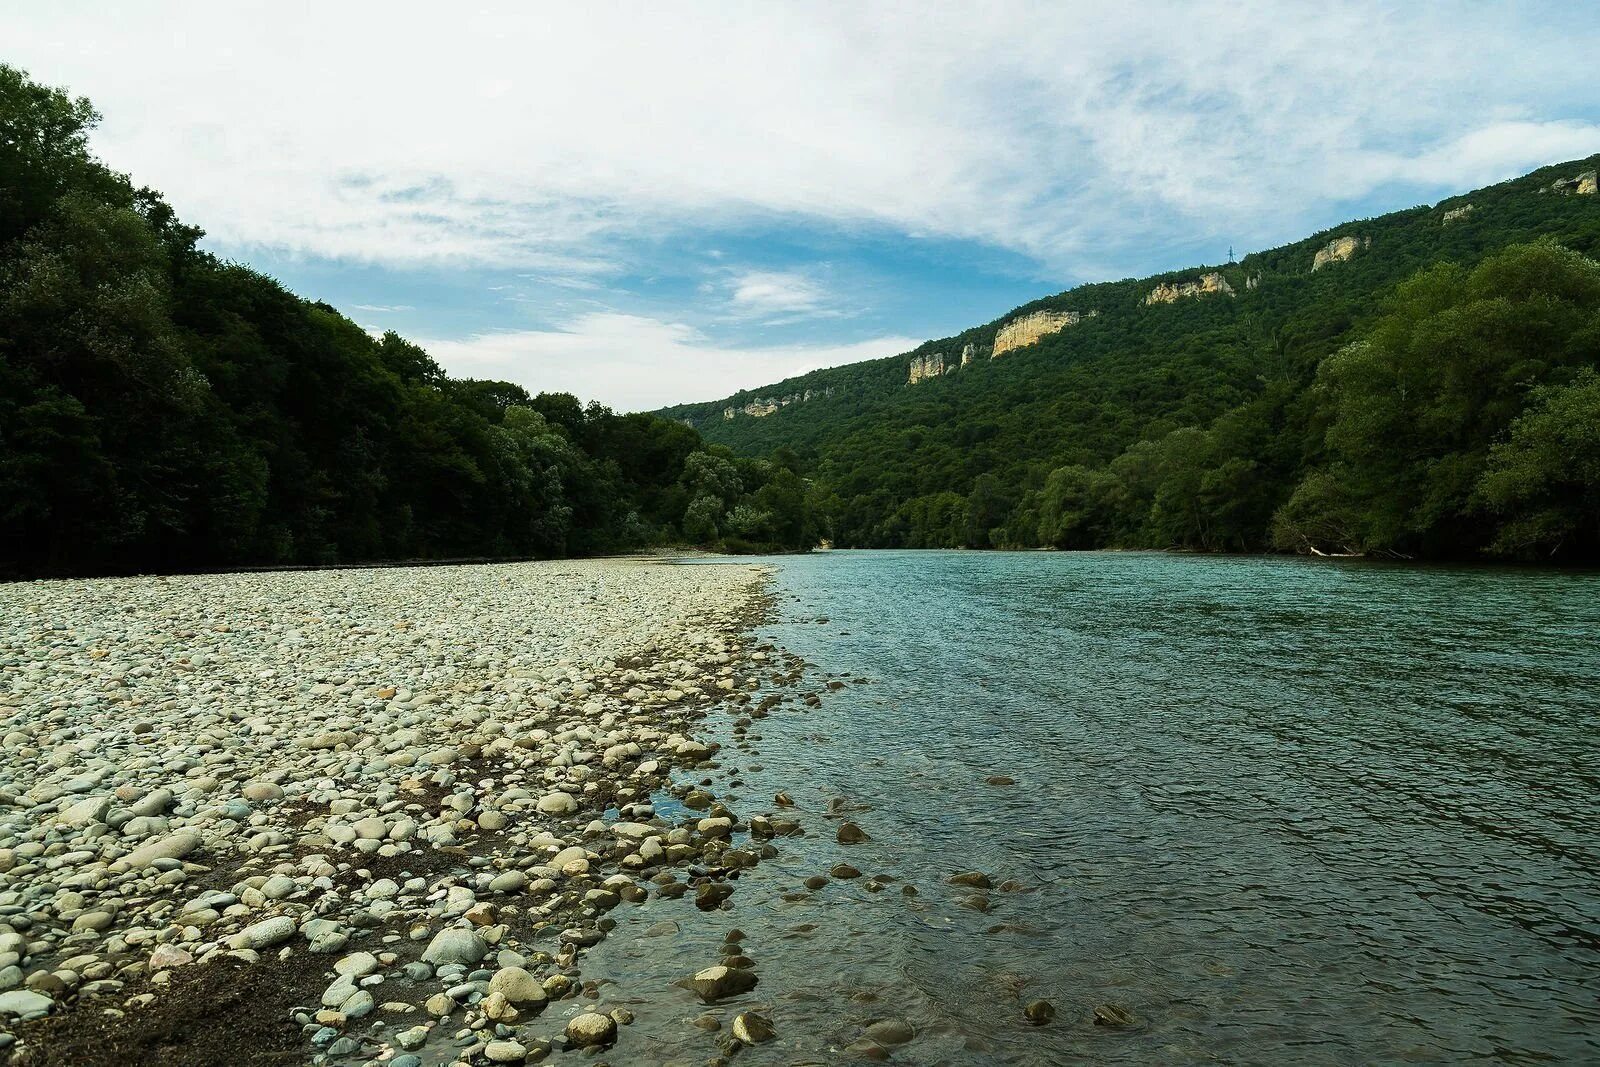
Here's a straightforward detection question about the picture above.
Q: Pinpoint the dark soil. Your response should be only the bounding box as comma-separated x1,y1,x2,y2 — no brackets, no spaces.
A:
12,951,329,1067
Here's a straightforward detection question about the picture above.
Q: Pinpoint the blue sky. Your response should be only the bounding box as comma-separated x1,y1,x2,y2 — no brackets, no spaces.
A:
9,2,1600,410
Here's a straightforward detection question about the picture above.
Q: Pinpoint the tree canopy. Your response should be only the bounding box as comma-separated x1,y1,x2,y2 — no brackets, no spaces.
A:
0,65,817,577
661,154,1600,562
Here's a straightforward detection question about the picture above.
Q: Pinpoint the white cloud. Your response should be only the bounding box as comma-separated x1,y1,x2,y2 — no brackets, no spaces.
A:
6,2,1597,276
349,303,414,313
729,271,826,315
417,312,919,412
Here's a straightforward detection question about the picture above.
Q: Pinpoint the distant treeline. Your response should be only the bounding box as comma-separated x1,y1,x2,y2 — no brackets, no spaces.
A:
665,155,1600,561
0,66,820,577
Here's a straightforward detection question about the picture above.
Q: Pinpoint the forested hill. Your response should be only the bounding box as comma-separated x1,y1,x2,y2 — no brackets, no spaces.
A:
0,66,820,577
658,158,1600,559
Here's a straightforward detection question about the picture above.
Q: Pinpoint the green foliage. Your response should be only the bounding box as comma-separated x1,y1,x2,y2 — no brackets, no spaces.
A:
658,156,1600,562
1278,242,1600,557
1476,369,1600,557
0,65,820,576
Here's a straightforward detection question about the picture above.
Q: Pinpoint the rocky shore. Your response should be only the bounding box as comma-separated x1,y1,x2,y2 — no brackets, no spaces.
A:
0,558,801,1065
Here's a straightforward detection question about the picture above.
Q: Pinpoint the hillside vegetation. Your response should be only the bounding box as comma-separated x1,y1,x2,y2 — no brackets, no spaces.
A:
0,66,819,577
662,158,1600,560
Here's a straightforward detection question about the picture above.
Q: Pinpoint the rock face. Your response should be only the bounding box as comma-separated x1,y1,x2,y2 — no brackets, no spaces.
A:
907,351,945,384
1144,272,1234,305
1442,203,1476,224
1312,235,1368,271
1547,169,1597,196
960,342,977,366
722,387,832,420
1244,273,1261,290
991,309,1089,358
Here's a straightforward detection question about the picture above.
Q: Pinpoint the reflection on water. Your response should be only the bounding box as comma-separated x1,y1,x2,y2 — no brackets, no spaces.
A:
584,551,1600,1064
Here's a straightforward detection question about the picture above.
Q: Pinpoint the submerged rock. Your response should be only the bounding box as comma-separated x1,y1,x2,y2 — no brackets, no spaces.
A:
732,1011,777,1044
865,1017,915,1045
687,965,759,1002
1094,1003,1137,1027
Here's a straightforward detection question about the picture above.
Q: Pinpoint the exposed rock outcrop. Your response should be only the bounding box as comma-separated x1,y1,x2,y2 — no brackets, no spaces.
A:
1144,272,1233,306
724,399,777,419
1546,169,1597,196
991,309,1093,358
1442,203,1475,224
908,351,946,384
1312,235,1368,271
960,342,977,366
1244,273,1261,290
721,388,832,420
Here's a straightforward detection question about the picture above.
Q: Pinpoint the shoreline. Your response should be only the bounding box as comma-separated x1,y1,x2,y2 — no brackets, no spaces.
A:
0,557,807,1065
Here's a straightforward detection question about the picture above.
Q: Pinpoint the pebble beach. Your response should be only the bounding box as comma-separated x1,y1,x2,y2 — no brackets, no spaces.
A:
0,558,798,1065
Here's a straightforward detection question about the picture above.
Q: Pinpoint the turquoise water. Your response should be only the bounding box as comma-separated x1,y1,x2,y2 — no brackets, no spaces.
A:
588,551,1600,1064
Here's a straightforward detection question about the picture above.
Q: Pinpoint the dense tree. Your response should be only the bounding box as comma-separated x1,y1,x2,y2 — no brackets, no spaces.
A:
1475,369,1600,557
0,65,818,576
1276,242,1600,557
657,154,1600,562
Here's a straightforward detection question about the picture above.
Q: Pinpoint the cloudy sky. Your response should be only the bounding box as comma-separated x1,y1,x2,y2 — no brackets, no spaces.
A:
8,2,1600,410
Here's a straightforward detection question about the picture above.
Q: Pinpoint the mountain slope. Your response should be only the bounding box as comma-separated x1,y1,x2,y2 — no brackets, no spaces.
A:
658,157,1600,556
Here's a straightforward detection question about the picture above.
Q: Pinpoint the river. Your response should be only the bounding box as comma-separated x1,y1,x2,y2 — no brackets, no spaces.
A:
583,550,1600,1064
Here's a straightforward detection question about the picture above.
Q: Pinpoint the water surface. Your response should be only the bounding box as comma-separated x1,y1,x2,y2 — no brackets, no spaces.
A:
586,550,1600,1064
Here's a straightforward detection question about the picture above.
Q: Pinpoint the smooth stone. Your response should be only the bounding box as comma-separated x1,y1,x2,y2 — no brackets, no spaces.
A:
537,792,578,815
487,966,547,1006
230,915,297,950
149,944,193,969
421,928,488,966
565,1011,617,1048
865,1018,914,1045
0,990,53,1018
484,1038,525,1062
111,831,201,872
54,794,112,827
488,871,526,894
732,1011,777,1044
687,965,758,1003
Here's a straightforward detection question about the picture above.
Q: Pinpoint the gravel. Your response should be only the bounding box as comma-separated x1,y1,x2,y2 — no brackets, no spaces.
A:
0,558,771,1063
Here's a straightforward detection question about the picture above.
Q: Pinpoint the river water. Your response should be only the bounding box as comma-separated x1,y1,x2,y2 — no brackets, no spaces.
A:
583,550,1600,1064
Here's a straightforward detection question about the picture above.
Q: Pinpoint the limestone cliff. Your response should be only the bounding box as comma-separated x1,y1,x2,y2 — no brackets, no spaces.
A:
960,342,977,366
1312,235,1368,271
991,309,1093,358
1442,203,1475,224
1547,169,1597,196
722,387,833,420
908,351,946,384
1144,272,1233,306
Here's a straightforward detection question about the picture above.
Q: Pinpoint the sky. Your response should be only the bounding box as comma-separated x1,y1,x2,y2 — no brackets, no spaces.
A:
7,2,1600,411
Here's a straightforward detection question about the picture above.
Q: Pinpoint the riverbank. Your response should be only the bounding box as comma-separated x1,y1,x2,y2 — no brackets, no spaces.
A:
0,558,809,1065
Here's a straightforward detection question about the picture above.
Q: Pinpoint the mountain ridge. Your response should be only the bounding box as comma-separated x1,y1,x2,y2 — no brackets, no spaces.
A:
656,155,1600,557
659,156,1599,431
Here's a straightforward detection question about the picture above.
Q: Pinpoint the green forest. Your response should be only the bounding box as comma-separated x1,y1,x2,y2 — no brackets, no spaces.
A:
664,155,1600,561
0,66,819,577
5,64,1599,576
